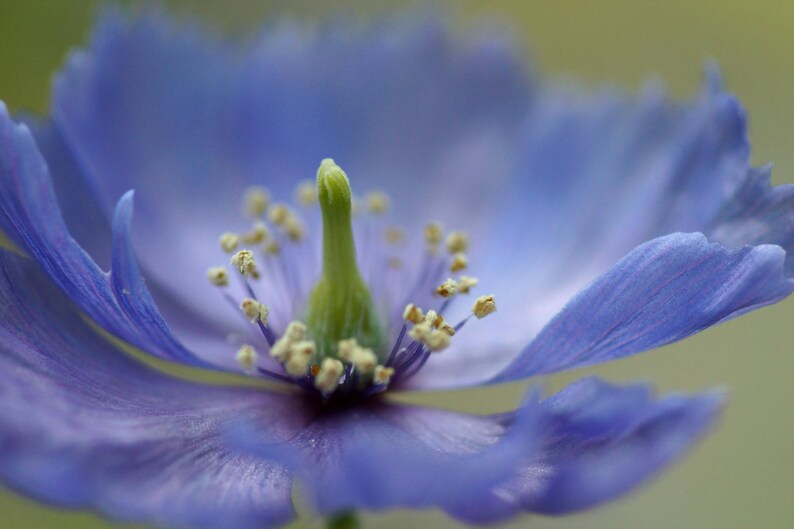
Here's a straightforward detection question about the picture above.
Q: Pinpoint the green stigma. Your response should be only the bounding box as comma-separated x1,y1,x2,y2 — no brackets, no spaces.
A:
305,159,385,359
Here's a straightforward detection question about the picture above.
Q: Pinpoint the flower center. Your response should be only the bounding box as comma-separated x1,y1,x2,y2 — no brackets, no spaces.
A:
205,159,496,399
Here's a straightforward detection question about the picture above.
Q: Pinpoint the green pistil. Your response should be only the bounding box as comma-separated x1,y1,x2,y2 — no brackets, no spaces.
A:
305,159,385,359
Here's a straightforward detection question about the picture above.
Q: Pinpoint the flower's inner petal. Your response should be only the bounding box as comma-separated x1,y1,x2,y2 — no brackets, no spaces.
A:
409,74,794,389
0,248,308,529
52,9,532,342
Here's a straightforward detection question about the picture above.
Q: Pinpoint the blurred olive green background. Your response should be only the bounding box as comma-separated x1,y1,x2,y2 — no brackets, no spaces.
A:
1,1,793,528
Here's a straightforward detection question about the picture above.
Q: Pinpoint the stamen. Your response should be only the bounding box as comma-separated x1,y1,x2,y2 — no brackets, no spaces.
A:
207,266,229,287
285,340,317,376
384,227,405,245
425,311,455,336
296,180,317,207
435,278,457,298
230,250,258,277
408,321,432,342
337,338,377,374
365,191,390,215
314,358,344,393
235,344,258,371
265,240,281,255
219,232,240,253
445,231,469,254
424,222,443,247
241,221,268,245
268,204,291,226
450,252,468,272
424,330,451,352
373,365,395,385
284,321,307,341
472,294,497,319
240,298,269,324
403,303,424,324
270,338,291,362
457,275,478,294
284,216,305,242
244,186,270,217
268,321,306,362
388,257,403,270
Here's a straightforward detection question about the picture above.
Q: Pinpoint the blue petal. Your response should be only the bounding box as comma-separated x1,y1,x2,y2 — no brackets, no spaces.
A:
412,72,794,389
22,117,113,269
229,393,544,515
231,377,721,521
452,378,724,521
0,249,309,529
493,232,793,381
0,102,225,368
12,119,240,368
709,164,794,274
52,8,532,329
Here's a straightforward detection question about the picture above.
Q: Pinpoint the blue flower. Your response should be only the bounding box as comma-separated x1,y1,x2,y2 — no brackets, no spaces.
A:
0,7,792,529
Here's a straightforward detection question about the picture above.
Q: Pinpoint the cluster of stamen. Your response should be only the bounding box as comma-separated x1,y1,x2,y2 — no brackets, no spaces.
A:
205,160,496,400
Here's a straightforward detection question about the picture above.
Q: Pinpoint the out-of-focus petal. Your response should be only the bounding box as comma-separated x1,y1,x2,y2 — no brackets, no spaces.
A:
413,75,793,389
53,8,533,329
0,249,311,529
452,378,724,522
0,102,230,368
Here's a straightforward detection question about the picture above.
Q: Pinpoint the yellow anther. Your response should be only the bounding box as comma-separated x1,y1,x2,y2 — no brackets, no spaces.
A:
373,365,395,386
284,216,305,242
384,227,405,245
337,338,360,362
207,267,229,287
409,321,433,342
285,340,316,376
284,321,307,342
365,191,390,215
265,240,281,255
235,344,258,371
445,231,469,254
336,337,377,374
439,322,456,336
424,222,443,246
270,321,308,362
269,338,291,362
472,294,497,319
240,298,269,324
219,232,239,253
268,203,290,226
450,252,468,272
425,330,451,352
314,358,344,393
244,186,270,217
457,275,478,294
424,310,441,327
403,303,424,324
436,278,457,298
242,221,268,245
424,311,454,335
296,180,317,207
352,348,378,374
230,250,258,277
